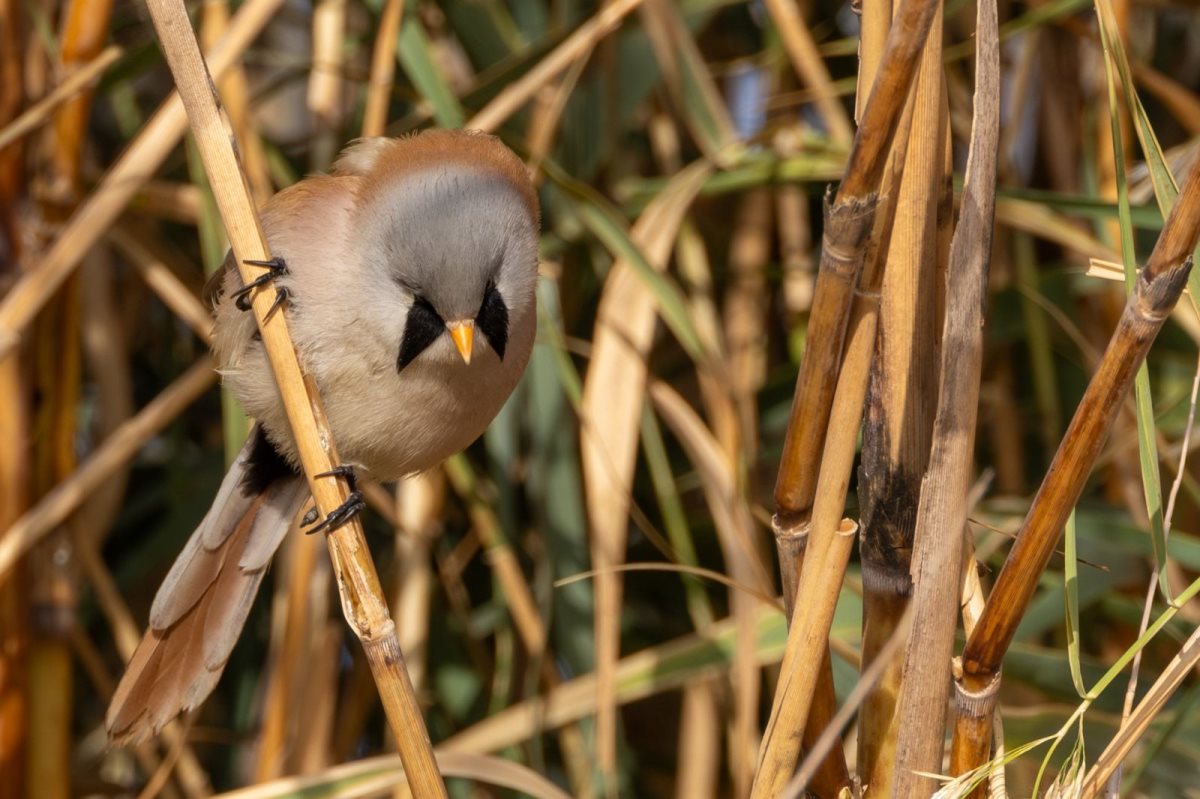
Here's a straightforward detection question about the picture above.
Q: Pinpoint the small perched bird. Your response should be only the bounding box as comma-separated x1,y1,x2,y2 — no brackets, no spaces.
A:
107,130,540,743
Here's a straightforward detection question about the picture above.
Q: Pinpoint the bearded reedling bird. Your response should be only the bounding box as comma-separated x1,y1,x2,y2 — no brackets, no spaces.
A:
106,130,540,743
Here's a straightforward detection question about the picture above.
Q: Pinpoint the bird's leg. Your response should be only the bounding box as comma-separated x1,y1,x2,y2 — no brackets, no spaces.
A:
304,465,366,535
235,257,290,319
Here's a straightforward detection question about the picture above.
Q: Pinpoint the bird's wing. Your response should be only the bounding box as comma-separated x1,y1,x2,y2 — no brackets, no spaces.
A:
106,430,307,745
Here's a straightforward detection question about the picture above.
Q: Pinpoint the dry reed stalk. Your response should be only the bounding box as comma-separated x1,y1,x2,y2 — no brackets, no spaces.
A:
855,0,945,788
29,293,81,799
307,0,344,170
884,0,999,792
198,0,271,204
0,359,216,576
0,0,282,358
763,0,853,147
854,0,889,123
466,0,643,133
772,0,938,551
578,161,711,789
675,680,720,799
948,538,1005,799
784,603,913,798
255,520,325,781
723,189,771,460
770,94,912,794
0,45,120,152
139,0,446,791
952,69,1200,799
756,235,885,795
361,0,404,138
750,519,858,799
25,1,114,790
1079,623,1200,795
392,473,440,694
0,0,27,786
0,355,27,799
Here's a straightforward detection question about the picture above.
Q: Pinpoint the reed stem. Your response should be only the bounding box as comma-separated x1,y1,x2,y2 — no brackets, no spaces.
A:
139,0,446,792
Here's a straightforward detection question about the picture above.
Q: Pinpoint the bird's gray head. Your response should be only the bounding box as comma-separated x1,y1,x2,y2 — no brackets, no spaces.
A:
356,163,539,370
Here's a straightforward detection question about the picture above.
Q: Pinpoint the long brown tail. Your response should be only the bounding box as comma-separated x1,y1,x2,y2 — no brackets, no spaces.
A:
106,433,307,744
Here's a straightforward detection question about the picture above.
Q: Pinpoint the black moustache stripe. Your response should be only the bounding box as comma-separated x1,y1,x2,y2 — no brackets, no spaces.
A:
397,297,445,371
476,281,508,360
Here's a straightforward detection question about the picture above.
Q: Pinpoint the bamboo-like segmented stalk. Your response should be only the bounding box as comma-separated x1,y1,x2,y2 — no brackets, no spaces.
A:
766,4,937,793
773,0,938,531
751,519,858,799
856,0,945,789
886,0,1000,792
953,161,1200,779
755,281,881,796
137,0,447,793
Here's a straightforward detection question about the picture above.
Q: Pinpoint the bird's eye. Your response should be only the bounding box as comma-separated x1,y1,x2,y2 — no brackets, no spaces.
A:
475,281,509,360
397,296,445,371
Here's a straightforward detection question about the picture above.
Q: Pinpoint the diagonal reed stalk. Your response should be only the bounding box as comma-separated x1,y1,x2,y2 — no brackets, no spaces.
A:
884,0,1000,791
138,0,447,793
951,109,1200,792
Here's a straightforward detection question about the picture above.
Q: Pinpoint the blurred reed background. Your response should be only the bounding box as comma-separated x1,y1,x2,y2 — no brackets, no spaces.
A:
1,0,1200,797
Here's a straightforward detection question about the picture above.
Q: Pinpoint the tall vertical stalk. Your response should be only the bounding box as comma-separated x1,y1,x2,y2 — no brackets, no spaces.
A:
855,1,945,790
887,0,1000,792
767,0,938,793
773,0,940,535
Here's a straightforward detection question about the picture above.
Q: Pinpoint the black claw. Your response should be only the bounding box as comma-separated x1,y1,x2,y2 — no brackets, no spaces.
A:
304,465,363,535
304,491,365,536
265,285,290,320
315,464,359,491
234,257,290,313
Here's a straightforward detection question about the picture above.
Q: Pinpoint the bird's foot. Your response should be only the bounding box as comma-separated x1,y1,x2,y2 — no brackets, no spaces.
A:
235,257,290,319
304,465,365,535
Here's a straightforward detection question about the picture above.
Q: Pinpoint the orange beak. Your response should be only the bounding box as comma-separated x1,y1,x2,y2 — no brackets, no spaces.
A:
446,320,475,364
